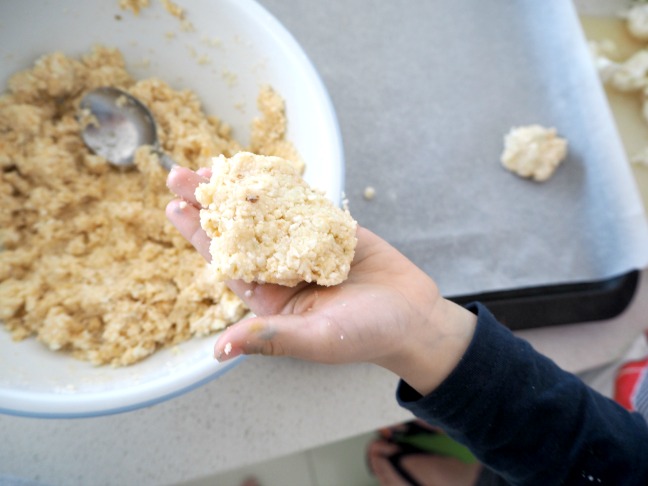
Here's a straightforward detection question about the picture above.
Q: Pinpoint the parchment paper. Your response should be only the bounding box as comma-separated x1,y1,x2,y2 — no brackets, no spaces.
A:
260,0,648,296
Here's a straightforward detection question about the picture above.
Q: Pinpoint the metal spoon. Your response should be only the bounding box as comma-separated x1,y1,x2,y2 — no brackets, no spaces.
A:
79,87,175,170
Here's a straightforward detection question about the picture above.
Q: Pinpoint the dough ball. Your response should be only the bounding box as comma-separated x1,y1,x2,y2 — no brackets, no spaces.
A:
500,125,568,182
196,152,358,287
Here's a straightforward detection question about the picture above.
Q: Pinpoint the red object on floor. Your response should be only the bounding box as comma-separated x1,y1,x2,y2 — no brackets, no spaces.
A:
614,356,648,411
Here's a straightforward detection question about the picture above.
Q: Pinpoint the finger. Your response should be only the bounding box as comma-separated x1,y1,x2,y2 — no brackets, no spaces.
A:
166,192,305,312
196,167,212,179
378,423,409,440
226,279,310,318
165,199,212,261
166,166,208,206
214,313,333,363
165,200,296,310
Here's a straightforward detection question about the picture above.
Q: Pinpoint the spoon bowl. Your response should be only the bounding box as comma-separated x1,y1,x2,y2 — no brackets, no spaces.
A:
79,87,175,170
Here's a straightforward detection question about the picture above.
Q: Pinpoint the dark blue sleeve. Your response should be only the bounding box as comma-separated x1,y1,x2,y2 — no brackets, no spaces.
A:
396,302,648,485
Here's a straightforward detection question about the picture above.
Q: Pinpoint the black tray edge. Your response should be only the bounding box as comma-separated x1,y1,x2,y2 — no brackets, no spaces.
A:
448,270,641,330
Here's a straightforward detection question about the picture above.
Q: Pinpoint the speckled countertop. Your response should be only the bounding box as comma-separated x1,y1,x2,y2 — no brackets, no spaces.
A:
2,1,648,485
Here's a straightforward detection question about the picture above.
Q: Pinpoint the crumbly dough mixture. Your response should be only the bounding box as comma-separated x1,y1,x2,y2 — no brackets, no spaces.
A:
589,11,648,163
119,0,150,15
120,0,183,18
196,152,357,287
500,125,568,182
0,46,292,366
625,3,648,41
607,49,648,93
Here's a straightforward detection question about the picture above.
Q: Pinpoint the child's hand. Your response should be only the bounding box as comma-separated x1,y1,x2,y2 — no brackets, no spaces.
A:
166,166,476,395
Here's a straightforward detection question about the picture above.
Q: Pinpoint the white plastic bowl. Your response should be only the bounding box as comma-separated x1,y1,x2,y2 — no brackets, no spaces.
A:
0,0,343,418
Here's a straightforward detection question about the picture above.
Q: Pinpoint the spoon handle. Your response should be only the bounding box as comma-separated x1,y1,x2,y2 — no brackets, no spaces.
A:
155,150,177,171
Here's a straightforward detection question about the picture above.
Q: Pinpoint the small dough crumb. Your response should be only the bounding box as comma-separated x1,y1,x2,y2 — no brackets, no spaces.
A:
224,342,232,356
363,186,376,200
609,49,648,93
119,0,150,15
161,0,184,19
588,40,621,83
500,125,568,182
631,146,648,167
196,152,358,287
625,4,648,41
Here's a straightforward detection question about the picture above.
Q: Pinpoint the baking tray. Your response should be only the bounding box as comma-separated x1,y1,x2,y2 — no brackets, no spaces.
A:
450,270,640,330
258,0,648,313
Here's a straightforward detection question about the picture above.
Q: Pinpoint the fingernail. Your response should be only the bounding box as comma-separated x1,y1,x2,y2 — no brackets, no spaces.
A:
214,342,241,362
171,199,188,215
166,165,178,187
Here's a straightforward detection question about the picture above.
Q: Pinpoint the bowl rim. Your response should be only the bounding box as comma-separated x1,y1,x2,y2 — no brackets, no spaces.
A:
0,356,246,419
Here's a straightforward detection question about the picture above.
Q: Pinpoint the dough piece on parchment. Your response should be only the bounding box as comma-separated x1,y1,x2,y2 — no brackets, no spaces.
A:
500,125,568,182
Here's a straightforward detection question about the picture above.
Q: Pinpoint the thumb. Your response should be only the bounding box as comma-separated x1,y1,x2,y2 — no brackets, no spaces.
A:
213,313,337,364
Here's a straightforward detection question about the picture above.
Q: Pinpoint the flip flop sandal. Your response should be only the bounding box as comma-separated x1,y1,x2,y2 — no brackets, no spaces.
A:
366,439,427,486
367,424,479,485
384,442,430,486
383,421,478,464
